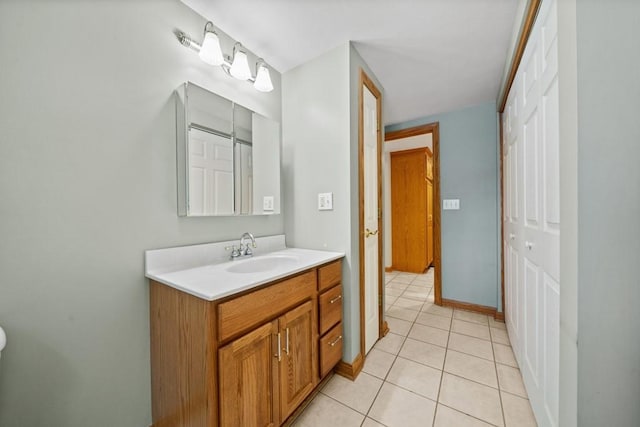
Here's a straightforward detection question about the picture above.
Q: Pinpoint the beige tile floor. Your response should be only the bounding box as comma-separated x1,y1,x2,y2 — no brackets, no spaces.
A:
293,269,537,427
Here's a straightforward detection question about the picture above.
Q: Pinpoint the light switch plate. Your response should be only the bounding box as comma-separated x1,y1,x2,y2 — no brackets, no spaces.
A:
443,199,460,210
318,192,333,211
263,196,274,211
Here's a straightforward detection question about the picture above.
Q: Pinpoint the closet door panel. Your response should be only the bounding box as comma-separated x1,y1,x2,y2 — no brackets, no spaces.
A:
502,1,560,425
543,273,560,426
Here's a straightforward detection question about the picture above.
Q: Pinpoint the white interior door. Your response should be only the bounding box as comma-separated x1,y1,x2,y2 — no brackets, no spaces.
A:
234,143,253,214
363,85,380,354
504,1,559,425
188,128,234,215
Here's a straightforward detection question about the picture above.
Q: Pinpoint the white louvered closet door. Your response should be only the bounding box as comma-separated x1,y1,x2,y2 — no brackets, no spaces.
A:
503,0,559,426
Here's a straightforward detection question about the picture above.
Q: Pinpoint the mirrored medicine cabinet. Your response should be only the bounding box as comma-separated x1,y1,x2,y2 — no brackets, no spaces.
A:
176,82,281,216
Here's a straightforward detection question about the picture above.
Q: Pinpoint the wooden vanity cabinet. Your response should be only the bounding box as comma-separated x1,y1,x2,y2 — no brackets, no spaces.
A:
150,259,342,427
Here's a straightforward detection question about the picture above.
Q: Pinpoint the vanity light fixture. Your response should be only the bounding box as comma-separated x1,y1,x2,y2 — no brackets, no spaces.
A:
198,22,224,66
254,59,274,93
177,21,274,93
229,43,252,81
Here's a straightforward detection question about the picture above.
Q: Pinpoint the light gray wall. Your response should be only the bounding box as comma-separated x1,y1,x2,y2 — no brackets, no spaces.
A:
385,102,500,309
282,43,384,363
576,0,640,425
557,0,579,424
0,1,282,426
282,45,356,358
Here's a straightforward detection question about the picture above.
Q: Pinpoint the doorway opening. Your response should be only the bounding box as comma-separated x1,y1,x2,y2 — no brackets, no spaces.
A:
384,123,442,305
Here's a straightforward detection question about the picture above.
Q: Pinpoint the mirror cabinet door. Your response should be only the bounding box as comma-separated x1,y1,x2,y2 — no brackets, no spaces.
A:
176,82,280,216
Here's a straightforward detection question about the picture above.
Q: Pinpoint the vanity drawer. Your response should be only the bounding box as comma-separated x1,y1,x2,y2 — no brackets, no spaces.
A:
319,285,342,335
318,260,342,292
218,270,316,342
319,322,343,378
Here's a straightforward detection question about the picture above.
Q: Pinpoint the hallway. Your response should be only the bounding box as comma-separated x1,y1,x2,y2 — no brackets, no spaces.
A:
294,270,536,426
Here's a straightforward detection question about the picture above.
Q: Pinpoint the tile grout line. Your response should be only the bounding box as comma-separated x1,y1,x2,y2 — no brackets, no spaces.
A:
365,271,433,425
318,390,370,418
384,317,518,392
431,289,452,427
360,276,413,424
436,401,503,427
491,322,508,427
310,270,531,427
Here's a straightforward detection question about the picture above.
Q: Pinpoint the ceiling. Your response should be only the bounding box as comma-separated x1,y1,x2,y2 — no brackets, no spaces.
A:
182,0,520,125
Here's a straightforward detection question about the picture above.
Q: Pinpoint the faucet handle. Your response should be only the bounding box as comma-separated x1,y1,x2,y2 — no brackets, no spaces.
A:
225,245,240,258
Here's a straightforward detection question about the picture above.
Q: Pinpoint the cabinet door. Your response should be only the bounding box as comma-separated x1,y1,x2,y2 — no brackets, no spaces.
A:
219,320,279,427
279,301,315,421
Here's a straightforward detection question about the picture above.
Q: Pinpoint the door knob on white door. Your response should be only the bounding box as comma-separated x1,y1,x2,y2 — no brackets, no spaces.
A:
525,241,534,250
365,228,379,238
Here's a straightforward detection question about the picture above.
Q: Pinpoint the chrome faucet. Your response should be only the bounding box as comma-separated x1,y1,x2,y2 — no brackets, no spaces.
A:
226,232,257,260
239,232,257,256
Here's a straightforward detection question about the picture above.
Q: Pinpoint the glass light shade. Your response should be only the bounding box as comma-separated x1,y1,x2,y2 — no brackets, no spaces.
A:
198,31,224,65
230,50,252,81
254,63,274,92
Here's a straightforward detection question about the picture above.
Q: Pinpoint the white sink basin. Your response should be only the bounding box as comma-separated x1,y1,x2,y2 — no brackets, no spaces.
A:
226,254,300,274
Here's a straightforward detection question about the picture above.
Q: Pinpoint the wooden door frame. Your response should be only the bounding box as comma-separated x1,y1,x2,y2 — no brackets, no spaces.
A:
385,123,442,305
358,69,385,360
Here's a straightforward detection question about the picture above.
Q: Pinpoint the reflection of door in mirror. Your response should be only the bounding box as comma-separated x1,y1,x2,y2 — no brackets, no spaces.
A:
234,104,253,214
188,128,234,215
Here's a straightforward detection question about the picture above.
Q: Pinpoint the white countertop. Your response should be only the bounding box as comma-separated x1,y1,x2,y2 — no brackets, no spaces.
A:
145,243,344,301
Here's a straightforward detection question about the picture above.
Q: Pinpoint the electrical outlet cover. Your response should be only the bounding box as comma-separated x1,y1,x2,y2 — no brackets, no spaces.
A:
263,196,274,211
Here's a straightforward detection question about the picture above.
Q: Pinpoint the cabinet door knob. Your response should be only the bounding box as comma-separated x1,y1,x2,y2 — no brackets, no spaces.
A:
525,241,534,250
329,294,342,304
510,233,516,240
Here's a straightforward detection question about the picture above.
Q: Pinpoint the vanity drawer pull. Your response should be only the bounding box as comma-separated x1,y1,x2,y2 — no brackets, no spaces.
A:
329,335,343,347
319,322,343,377
330,295,342,304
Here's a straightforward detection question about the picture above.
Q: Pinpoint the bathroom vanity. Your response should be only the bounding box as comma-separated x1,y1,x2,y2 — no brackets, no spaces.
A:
146,236,344,427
